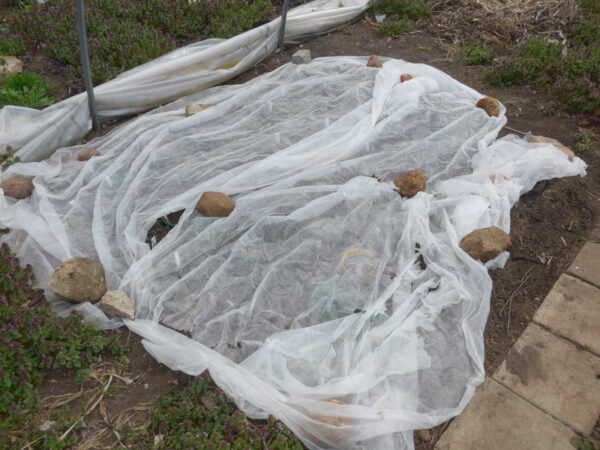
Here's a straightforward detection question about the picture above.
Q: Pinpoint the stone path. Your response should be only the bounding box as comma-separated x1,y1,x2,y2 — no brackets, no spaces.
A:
437,240,600,450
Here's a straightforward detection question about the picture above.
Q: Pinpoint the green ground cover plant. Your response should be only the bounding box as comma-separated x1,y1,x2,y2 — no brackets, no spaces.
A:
371,0,431,37
2,0,271,87
461,41,495,65
124,373,303,449
485,1,600,117
0,72,54,109
0,242,124,445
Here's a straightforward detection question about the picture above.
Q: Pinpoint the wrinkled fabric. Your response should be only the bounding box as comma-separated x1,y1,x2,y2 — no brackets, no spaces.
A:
0,0,370,161
0,58,586,449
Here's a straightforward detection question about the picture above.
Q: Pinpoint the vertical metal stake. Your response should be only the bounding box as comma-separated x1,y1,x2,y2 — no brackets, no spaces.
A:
75,0,101,131
278,0,290,52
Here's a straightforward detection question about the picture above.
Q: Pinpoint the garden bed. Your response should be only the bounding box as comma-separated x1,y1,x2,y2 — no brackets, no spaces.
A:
1,0,599,448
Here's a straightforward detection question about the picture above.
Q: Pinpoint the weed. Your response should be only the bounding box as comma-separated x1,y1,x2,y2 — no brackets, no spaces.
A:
379,18,414,36
371,0,431,37
574,130,594,152
581,0,600,14
124,372,303,449
0,72,54,108
0,146,21,170
573,427,600,450
461,41,495,65
485,38,600,117
0,242,124,443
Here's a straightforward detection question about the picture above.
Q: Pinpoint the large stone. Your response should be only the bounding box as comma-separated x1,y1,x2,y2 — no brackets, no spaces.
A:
476,97,500,117
530,135,575,162
185,104,213,116
101,290,135,320
196,191,235,217
436,378,576,450
395,169,426,197
291,49,312,64
77,147,100,161
534,274,600,356
493,323,600,434
0,56,24,75
48,258,107,303
568,242,600,288
459,226,510,262
367,55,383,68
1,176,34,199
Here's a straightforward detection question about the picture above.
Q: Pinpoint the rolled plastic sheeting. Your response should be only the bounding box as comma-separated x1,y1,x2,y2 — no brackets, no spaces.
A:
0,0,369,162
0,58,587,449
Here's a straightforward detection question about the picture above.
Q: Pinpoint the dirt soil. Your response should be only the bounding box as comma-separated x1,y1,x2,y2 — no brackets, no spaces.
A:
6,16,600,450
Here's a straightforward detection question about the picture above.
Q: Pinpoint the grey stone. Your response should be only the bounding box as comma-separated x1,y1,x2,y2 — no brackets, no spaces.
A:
459,226,511,262
291,49,312,64
568,242,600,288
436,379,575,450
1,176,34,199
534,274,600,356
101,290,135,320
493,323,600,433
48,258,107,303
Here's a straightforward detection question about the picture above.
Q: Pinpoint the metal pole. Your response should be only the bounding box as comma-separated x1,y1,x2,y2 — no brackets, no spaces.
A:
75,0,101,131
278,0,290,52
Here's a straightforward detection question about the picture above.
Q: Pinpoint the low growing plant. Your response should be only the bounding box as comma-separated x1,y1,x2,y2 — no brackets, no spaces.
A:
0,72,54,108
124,372,303,449
371,0,431,37
462,41,495,65
0,242,124,440
485,38,600,117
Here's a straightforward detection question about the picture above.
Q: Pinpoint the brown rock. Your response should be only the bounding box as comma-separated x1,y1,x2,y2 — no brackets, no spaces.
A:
77,147,100,161
416,429,432,442
395,170,426,197
48,258,107,303
185,104,213,116
367,55,383,68
476,97,500,117
1,176,34,199
400,73,413,83
101,290,135,320
196,191,235,217
530,135,575,162
460,226,511,262
0,56,23,75
303,399,352,447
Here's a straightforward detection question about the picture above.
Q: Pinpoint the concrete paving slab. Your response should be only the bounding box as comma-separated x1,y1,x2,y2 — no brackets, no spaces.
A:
493,323,600,433
435,378,576,450
533,274,600,356
568,242,600,288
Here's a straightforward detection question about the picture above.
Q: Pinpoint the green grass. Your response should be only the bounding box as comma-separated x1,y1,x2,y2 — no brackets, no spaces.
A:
0,72,54,109
462,41,495,65
371,0,431,37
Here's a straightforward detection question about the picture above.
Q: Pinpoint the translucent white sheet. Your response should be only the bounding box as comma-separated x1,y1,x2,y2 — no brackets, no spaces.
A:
0,58,586,449
0,0,369,162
